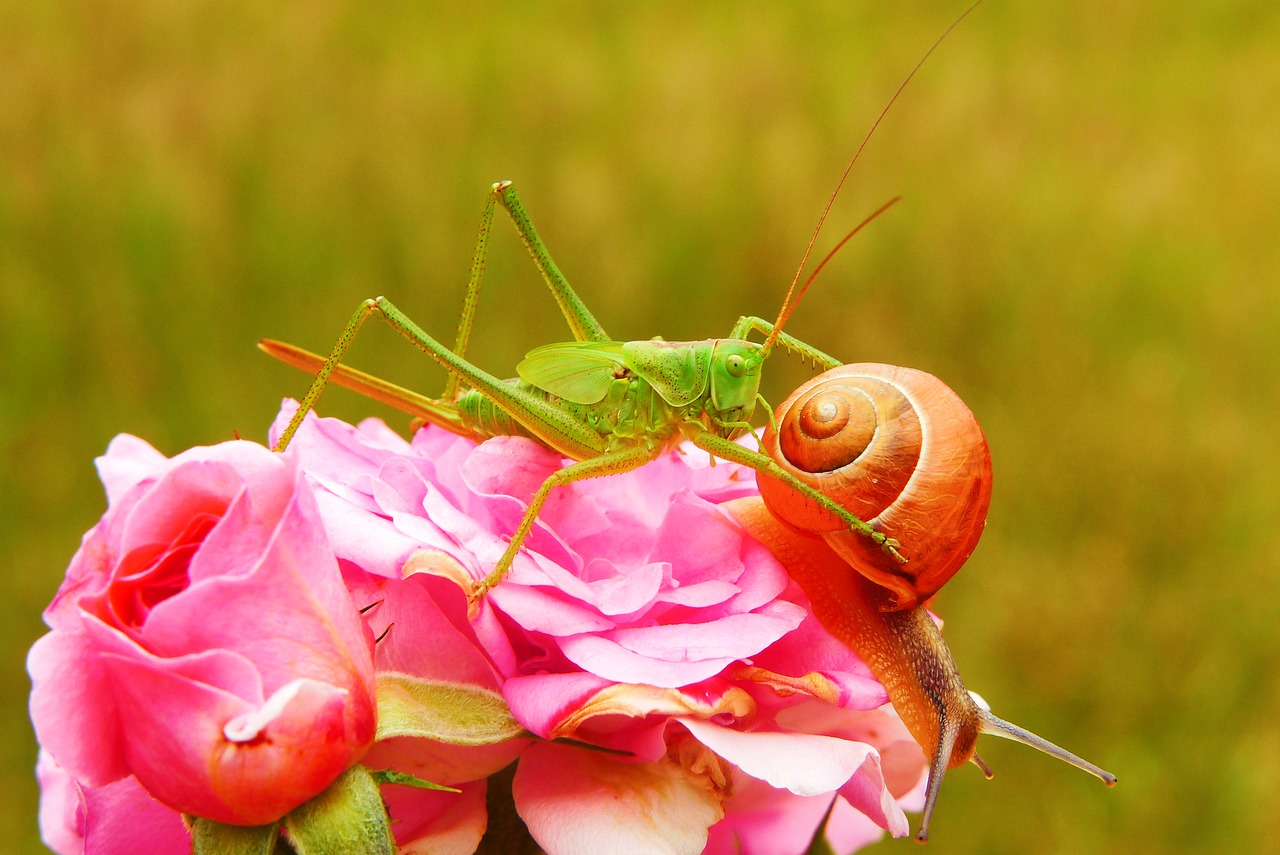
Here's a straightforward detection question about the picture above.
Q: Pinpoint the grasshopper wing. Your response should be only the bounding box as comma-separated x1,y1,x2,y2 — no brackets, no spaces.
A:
517,341,628,405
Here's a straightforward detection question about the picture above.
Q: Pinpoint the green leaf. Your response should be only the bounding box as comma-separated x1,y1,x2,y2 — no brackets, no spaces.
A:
190,818,279,855
284,765,395,855
369,768,461,792
375,672,528,745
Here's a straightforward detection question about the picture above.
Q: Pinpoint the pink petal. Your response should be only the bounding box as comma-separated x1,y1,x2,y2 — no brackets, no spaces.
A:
652,578,739,608
501,672,613,738
268,401,410,484
513,742,723,855
557,604,805,688
823,794,895,851
678,718,872,797
365,735,527,789
836,756,910,838
458,436,561,506
95,435,168,506
345,569,498,688
384,779,488,855
704,776,833,855
29,625,129,788
557,632,738,688
650,493,745,587
749,612,889,712
143,475,375,702
36,751,84,855
507,677,756,761
81,774,191,855
38,755,193,855
314,490,425,578
489,582,615,635
579,559,666,616
774,703,926,799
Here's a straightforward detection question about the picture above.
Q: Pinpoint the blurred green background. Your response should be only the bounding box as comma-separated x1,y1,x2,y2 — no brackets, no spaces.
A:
3,1,1277,853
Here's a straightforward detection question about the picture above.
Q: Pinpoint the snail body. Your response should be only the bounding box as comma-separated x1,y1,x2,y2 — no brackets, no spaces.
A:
727,363,1115,841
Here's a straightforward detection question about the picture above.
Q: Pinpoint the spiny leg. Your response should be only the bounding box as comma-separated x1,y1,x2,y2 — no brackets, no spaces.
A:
474,446,659,598
691,430,905,562
273,299,383,452
443,186,498,401
491,181,611,344
448,181,612,397
730,315,841,370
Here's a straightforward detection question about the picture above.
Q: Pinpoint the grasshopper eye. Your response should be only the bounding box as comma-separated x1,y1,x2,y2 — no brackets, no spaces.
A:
726,354,746,377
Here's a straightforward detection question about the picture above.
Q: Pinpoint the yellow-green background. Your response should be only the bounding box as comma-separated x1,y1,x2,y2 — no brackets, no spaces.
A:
2,2,1276,853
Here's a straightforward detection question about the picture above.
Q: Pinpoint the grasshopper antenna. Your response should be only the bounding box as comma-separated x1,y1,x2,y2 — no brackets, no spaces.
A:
764,196,901,358
762,0,985,358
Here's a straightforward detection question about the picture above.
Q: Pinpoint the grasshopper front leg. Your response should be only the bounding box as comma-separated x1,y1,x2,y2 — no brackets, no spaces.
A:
690,431,906,563
730,316,842,371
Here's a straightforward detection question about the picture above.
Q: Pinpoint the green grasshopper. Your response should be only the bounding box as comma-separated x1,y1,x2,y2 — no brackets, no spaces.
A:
262,180,905,598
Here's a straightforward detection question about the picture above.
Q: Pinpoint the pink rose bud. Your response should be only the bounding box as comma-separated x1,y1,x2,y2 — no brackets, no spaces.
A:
29,438,377,827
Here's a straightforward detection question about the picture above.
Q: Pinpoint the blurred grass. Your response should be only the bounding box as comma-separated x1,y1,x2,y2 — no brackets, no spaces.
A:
2,1,1278,853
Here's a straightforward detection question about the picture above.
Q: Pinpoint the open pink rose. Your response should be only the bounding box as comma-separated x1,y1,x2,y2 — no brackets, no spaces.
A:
272,404,927,852
29,437,377,827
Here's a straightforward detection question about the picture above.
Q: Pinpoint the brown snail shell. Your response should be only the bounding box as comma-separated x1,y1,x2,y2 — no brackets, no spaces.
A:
757,363,993,610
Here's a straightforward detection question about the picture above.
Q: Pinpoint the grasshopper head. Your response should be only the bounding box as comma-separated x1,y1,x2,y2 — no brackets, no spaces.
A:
708,340,766,422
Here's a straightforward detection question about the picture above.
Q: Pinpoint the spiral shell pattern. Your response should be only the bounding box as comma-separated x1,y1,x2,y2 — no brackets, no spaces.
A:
758,363,993,611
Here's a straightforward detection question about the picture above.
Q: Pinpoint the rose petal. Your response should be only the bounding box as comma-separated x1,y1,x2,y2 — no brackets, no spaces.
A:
29,625,128,787
95,435,168,506
384,779,488,855
557,604,805,688
679,718,872,797
514,742,723,855
704,777,833,855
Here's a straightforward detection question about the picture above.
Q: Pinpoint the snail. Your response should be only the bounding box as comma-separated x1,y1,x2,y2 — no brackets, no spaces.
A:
724,363,1116,842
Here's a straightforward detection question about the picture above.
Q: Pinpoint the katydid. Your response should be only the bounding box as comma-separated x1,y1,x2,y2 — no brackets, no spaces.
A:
262,181,905,598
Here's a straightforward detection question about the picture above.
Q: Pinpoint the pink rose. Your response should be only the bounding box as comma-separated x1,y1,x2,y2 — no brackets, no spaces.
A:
29,437,377,826
274,404,926,852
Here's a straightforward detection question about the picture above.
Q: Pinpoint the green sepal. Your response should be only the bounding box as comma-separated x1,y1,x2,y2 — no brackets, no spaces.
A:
375,672,528,745
370,768,462,792
283,765,395,855
803,797,839,855
190,818,280,855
